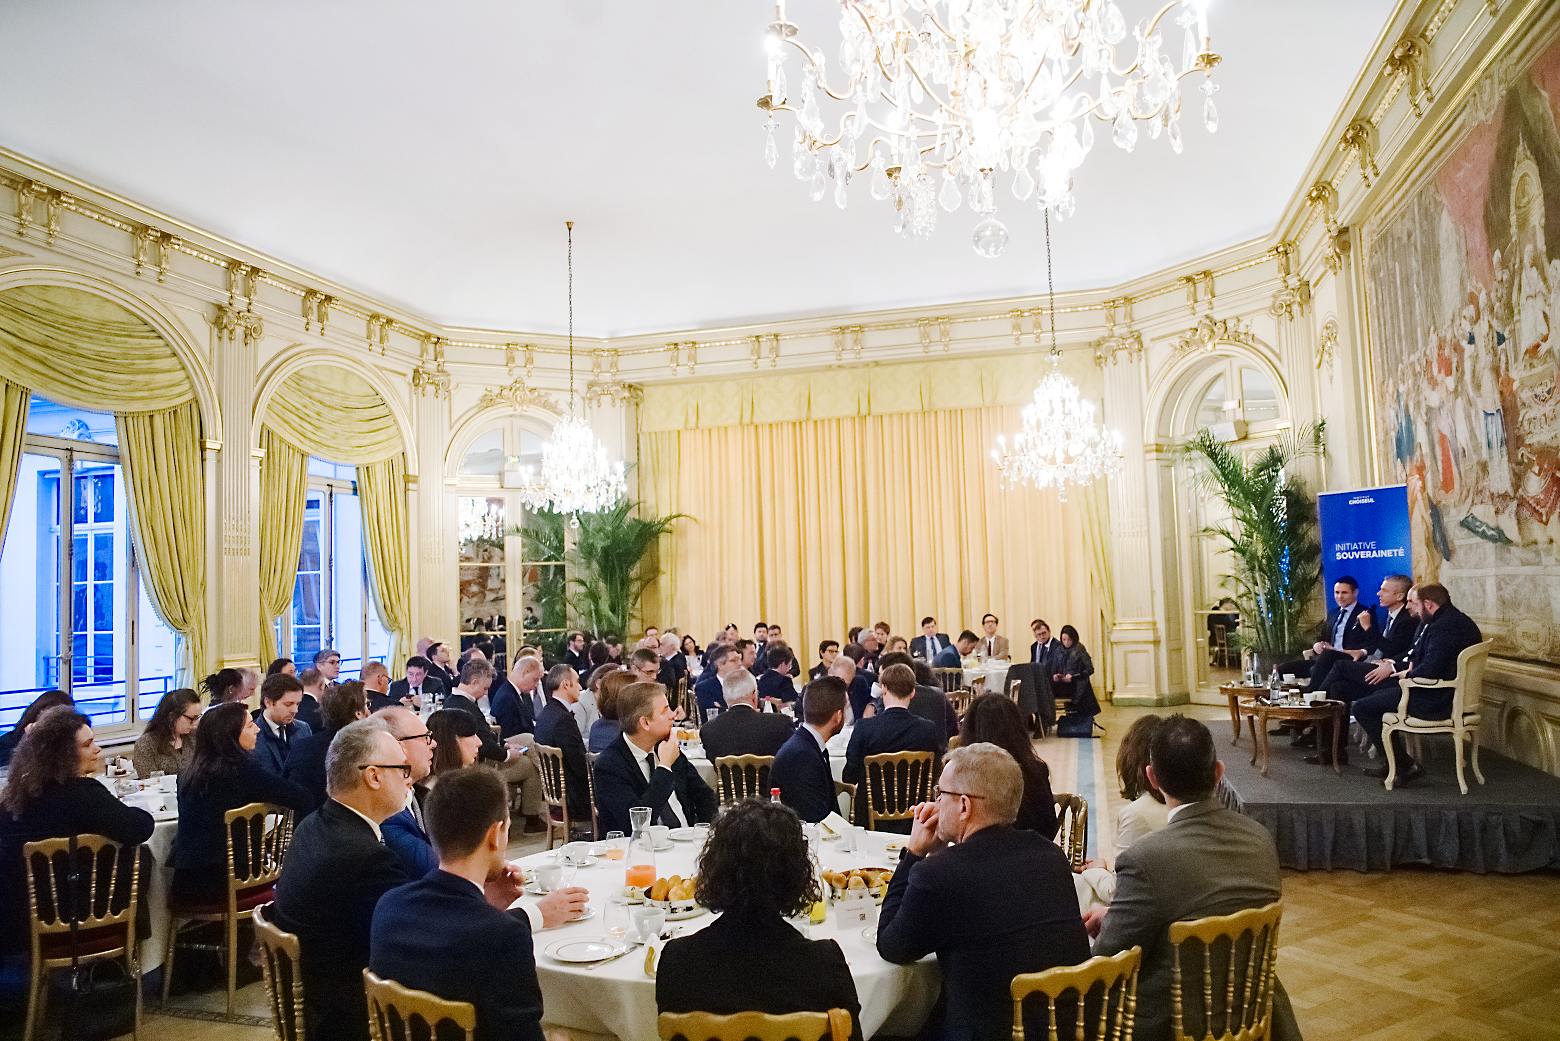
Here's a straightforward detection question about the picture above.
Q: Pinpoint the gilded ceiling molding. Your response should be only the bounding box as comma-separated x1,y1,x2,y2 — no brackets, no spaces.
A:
1093,297,1144,367
1339,119,1382,187
917,316,953,354
1304,181,1351,275
366,313,391,355
584,380,642,407
212,303,263,349
831,325,866,363
1384,33,1435,117
1269,241,1311,321
13,180,38,238
1172,314,1256,355
301,290,334,336
478,377,562,413
226,260,261,310
1317,318,1340,374
43,189,69,245
412,334,450,398
669,340,702,375
1179,270,1215,316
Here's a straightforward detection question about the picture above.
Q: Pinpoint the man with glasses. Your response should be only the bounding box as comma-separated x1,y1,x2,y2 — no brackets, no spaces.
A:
376,706,440,876
876,743,1088,1041
313,647,343,691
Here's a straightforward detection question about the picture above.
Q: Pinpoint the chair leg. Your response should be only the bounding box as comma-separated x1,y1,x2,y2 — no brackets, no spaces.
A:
161,919,179,1005
1453,733,1469,796
225,913,238,1018
1470,731,1486,786
1382,728,1399,790
21,959,43,1041
130,950,143,1041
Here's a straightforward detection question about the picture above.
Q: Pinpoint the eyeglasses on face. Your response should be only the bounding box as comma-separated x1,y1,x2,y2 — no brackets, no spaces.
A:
180,712,202,723
397,732,433,745
359,763,413,778
932,786,985,801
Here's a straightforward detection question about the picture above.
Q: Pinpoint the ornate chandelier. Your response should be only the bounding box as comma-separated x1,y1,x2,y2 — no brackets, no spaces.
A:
992,212,1121,498
759,0,1220,256
514,222,626,523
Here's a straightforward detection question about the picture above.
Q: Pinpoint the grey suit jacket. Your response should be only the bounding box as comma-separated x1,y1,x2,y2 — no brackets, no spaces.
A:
1093,799,1302,1041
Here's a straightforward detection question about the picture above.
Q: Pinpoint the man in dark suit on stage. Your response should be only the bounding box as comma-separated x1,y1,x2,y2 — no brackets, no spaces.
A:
701,669,795,760
877,743,1089,1041
593,681,718,834
533,664,593,823
911,617,953,661
1279,576,1374,695
770,678,847,823
1311,574,1417,766
842,664,941,831
387,655,446,710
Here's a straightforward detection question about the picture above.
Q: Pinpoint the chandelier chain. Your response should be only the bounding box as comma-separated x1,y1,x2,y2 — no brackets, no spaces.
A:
566,219,576,416
1044,208,1058,361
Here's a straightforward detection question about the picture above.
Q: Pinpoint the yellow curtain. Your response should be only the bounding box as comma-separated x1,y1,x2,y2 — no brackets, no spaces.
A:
264,366,401,464
0,378,30,554
117,402,208,681
257,428,309,664
357,454,411,674
639,403,1114,694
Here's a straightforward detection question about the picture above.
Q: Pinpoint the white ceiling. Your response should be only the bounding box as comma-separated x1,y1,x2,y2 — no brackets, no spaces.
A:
0,1,1396,338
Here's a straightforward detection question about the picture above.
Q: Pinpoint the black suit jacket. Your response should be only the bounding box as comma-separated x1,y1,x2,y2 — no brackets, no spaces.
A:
1409,604,1483,681
1029,638,1062,667
756,669,798,704
700,703,795,761
565,648,591,676
282,726,341,812
534,698,592,820
371,870,543,1041
252,717,313,776
657,654,690,693
768,727,835,824
488,680,538,740
173,759,311,876
657,909,862,1040
878,827,1090,1041
841,707,941,830
911,633,953,660
295,693,324,734
1323,602,1374,651
693,672,725,716
846,674,873,722
1370,607,1420,664
907,683,955,751
273,800,409,1041
592,734,718,834
444,692,507,764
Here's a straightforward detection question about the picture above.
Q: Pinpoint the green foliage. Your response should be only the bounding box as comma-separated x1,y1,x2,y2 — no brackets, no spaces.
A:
1179,421,1327,662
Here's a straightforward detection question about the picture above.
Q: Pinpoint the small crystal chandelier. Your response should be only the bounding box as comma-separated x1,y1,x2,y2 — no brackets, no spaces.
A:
759,0,1221,257
514,222,626,523
992,211,1122,499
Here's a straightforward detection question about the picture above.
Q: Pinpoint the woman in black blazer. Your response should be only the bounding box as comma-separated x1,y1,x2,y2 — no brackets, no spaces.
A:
0,707,154,955
656,800,862,1040
1050,625,1102,718
172,702,311,904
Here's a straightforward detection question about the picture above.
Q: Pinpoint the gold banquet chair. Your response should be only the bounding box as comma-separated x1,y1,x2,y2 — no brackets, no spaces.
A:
933,667,966,693
253,902,305,1041
364,969,476,1041
22,833,142,1041
534,743,595,849
1053,793,1088,872
945,688,974,720
863,750,936,831
1168,901,1283,1041
659,1008,854,1041
714,754,775,806
1011,946,1142,1041
1383,640,1493,795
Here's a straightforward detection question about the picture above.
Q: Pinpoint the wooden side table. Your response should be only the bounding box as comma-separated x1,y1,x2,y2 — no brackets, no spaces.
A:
1220,684,1266,744
1237,698,1346,777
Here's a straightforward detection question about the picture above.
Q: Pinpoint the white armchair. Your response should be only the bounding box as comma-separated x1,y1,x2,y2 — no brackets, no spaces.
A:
1383,639,1493,794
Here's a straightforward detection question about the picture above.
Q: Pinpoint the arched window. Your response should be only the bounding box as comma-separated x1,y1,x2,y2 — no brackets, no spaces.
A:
1184,359,1284,435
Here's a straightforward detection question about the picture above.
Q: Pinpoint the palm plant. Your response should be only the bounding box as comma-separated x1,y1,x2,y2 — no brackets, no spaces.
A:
1180,421,1326,665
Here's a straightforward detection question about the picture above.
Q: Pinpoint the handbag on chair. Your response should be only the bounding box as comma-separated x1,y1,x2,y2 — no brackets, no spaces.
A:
57,834,137,1041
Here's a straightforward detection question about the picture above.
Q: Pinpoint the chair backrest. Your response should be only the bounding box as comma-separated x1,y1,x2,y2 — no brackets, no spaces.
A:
22,832,139,948
364,969,477,1041
933,667,964,692
586,752,601,837
714,755,775,806
676,676,694,722
1168,901,1283,1041
533,743,573,827
1053,793,1088,871
1011,946,1142,1041
254,902,306,1041
658,1008,852,1041
945,688,973,719
864,750,936,829
226,801,294,902
1007,680,1023,706
1451,640,1494,718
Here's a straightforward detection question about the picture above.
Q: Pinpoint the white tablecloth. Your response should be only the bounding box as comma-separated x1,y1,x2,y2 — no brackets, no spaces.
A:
114,781,178,972
962,660,1011,694
515,830,937,1040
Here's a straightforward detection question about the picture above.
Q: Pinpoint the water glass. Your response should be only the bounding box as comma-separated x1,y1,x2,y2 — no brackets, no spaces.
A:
602,831,626,861
603,896,629,941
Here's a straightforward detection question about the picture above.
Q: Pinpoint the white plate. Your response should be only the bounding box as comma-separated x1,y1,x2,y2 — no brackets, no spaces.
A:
569,905,598,923
668,827,703,842
546,939,625,964
652,840,675,852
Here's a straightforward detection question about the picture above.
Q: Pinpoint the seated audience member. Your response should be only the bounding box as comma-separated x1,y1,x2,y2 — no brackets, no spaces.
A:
878,651,954,751
604,636,625,665
877,744,1088,1041
377,706,439,878
447,658,546,832
1276,576,1372,694
657,633,690,692
570,671,601,739
629,647,662,684
266,657,296,678
770,678,848,823
426,708,482,792
701,669,795,760
1051,625,1102,718
388,655,444,711
593,681,717,834
912,618,953,662
934,631,976,668
587,640,612,674
295,666,326,732
1349,582,1482,784
735,638,759,676
1092,716,1302,1041
1073,714,1167,912
1317,574,1418,767
857,628,883,676
371,768,589,1041
958,694,1056,838
590,670,634,755
657,799,862,1036
254,673,314,775
360,661,396,713
313,648,344,690
756,640,800,707
533,664,592,823
1029,620,1061,668
0,707,155,956
427,641,459,689
842,664,941,830
829,651,872,724
694,644,739,717
977,613,1010,660
564,630,591,677
810,639,840,681
132,687,202,779
200,667,246,706
751,622,770,673
172,702,311,905
680,634,703,679
885,635,909,654
285,681,368,811
0,689,74,768
274,719,413,1041
491,655,544,739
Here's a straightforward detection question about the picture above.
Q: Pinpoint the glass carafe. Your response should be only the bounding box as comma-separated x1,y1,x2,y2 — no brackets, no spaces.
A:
625,805,656,895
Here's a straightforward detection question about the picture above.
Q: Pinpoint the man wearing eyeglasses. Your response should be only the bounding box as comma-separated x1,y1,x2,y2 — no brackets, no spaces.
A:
376,706,440,877
876,743,1089,1041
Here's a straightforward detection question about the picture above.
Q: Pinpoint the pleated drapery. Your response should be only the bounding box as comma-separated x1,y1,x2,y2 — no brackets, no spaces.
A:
0,378,30,554
263,367,402,464
257,428,309,664
356,454,412,675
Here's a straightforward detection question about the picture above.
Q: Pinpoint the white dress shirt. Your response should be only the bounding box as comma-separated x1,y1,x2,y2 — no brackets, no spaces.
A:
623,733,688,828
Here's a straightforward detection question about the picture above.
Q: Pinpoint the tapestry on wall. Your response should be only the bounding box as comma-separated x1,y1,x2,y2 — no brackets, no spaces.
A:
1365,31,1560,664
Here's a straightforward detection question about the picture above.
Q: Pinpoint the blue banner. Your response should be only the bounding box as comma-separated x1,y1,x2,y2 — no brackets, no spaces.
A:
1317,485,1413,614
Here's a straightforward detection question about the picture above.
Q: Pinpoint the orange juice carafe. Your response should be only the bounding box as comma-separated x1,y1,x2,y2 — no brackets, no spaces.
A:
626,805,656,893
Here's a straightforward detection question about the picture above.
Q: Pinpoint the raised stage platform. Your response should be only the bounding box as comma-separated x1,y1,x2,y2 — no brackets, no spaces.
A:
1221,736,1560,873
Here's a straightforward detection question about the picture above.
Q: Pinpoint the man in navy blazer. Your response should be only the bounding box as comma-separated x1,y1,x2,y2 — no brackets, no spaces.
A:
842,664,941,831
533,664,593,822
700,670,795,760
489,656,544,740
770,678,847,823
877,743,1089,1041
755,641,800,707
371,768,589,1041
1277,576,1374,690
695,644,740,717
911,617,953,661
1313,574,1417,766
254,673,313,776
376,707,439,878
592,681,717,834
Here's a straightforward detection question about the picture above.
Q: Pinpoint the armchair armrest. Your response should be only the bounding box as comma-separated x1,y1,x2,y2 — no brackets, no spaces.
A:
1394,675,1454,717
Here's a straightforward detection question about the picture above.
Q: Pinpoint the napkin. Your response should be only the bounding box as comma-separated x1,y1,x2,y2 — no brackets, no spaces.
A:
819,812,851,837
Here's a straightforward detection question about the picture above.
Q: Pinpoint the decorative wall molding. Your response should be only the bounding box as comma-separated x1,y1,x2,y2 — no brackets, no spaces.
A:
412,335,451,398
1171,314,1257,355
1339,119,1382,187
477,377,563,414
1383,32,1436,116
1092,297,1144,366
1317,318,1340,373
584,380,642,407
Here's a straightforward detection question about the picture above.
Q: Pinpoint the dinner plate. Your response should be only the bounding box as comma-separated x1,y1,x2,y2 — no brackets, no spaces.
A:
569,905,598,923
652,840,675,852
668,827,703,842
546,939,624,964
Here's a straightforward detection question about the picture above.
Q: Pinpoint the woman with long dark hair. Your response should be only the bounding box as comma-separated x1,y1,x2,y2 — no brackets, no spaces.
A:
0,689,73,767
425,708,481,790
1050,625,1101,718
131,688,202,778
958,693,1058,839
265,658,296,677
171,702,310,903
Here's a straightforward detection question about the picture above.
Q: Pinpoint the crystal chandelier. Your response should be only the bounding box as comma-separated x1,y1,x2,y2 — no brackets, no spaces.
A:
759,0,1221,256
513,222,626,523
992,212,1122,498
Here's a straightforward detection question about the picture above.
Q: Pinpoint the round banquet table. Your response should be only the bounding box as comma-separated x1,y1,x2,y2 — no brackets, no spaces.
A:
108,778,178,972
514,829,938,1040
962,660,1011,695
680,725,853,791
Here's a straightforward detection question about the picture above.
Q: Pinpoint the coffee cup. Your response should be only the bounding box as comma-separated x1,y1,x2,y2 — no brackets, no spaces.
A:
534,864,563,893
649,825,670,846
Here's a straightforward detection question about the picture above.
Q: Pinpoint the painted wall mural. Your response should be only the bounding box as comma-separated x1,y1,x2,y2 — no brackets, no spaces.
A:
1365,31,1560,664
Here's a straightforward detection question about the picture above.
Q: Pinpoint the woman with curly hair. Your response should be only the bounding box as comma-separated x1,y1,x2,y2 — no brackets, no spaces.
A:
655,799,861,1037
958,693,1058,839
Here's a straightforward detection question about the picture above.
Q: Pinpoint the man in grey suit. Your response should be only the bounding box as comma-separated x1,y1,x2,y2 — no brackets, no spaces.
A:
1091,716,1302,1041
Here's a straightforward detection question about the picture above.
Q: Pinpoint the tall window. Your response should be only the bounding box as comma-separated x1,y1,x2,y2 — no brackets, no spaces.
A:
272,458,388,679
0,396,178,733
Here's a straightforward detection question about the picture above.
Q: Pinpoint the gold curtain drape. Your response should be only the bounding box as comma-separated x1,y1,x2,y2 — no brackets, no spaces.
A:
257,428,309,664
117,402,208,682
357,454,412,674
0,378,30,554
264,367,402,464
